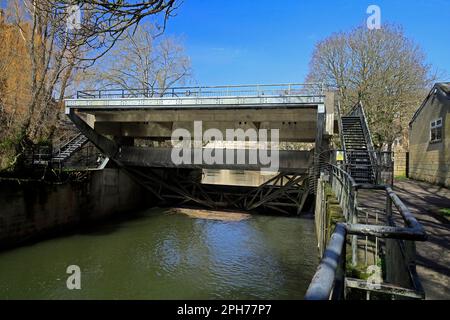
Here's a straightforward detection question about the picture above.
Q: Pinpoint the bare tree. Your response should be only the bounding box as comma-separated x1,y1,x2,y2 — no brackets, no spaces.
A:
91,23,191,95
306,25,436,150
1,0,177,156
0,1,179,170
33,0,178,65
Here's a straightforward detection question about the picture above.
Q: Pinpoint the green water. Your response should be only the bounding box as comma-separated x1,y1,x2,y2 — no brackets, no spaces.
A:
0,208,318,299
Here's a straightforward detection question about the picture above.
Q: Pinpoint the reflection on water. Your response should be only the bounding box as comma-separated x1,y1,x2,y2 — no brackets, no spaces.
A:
202,169,277,187
0,208,318,299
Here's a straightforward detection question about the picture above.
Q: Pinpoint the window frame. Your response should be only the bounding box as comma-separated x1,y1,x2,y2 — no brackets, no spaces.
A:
430,117,443,143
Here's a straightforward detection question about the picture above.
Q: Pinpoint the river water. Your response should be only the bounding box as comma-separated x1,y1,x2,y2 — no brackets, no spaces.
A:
0,207,318,299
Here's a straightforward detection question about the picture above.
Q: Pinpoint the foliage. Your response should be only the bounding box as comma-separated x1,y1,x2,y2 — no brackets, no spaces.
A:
80,23,191,93
307,25,438,150
439,208,450,217
0,1,179,171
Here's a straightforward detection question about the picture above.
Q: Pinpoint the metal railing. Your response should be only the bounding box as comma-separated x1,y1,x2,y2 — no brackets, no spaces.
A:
336,101,347,157
305,161,426,300
348,102,378,179
23,145,52,166
76,83,324,99
52,131,78,153
52,144,105,170
342,150,394,186
52,133,85,158
315,149,394,187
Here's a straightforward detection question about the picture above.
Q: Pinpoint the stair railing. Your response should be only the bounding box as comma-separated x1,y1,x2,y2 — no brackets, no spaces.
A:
52,131,74,153
348,102,379,183
305,160,427,300
336,100,347,163
52,133,84,159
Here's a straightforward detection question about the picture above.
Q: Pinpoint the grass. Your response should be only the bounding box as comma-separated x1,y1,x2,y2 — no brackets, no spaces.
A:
439,208,450,217
394,175,409,181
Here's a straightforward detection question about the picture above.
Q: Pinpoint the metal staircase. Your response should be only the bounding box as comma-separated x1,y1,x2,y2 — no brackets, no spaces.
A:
339,103,377,184
52,133,89,164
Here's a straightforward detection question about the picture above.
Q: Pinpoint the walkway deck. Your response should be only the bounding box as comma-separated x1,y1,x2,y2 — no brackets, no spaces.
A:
394,179,450,300
358,179,450,299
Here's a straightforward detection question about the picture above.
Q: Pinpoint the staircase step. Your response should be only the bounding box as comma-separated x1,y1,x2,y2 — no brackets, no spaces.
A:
52,133,89,163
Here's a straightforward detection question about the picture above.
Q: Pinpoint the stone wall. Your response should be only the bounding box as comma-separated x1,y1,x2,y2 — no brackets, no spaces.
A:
0,168,151,248
409,93,450,188
394,152,408,177
314,175,345,257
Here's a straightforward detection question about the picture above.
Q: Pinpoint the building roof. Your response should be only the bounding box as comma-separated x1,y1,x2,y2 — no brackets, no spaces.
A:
409,82,450,126
437,82,450,95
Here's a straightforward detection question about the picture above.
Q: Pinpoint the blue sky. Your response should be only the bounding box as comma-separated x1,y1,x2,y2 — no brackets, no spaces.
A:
163,0,450,85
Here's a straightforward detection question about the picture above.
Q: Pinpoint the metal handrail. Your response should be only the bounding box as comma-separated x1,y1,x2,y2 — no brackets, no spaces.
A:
305,223,347,300
52,133,84,157
76,83,324,99
329,161,424,237
336,100,347,159
316,149,394,186
348,102,379,182
52,131,77,152
357,102,376,151
305,162,426,300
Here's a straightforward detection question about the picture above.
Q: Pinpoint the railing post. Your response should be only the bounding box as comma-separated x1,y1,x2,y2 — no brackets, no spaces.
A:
352,188,358,267
391,152,395,187
386,190,393,222
332,238,347,300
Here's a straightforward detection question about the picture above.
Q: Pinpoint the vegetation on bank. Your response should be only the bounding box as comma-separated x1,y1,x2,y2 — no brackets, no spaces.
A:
439,208,450,218
306,24,439,152
323,184,391,299
0,1,178,173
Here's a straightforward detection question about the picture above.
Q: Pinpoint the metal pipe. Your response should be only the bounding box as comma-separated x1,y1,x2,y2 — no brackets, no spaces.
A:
305,223,347,300
306,160,427,300
345,223,426,241
74,83,326,100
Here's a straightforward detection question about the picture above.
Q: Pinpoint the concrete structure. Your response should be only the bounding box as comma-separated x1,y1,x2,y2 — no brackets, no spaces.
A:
394,152,408,177
63,84,334,214
0,168,149,249
65,84,334,172
409,83,450,187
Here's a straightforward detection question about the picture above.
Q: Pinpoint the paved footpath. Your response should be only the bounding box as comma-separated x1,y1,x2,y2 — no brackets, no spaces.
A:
393,179,450,300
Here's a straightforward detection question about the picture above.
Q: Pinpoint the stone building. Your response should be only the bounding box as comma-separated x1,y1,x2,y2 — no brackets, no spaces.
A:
409,83,450,187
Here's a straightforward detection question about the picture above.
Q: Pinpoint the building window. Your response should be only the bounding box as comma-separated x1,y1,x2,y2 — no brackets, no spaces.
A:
430,118,443,143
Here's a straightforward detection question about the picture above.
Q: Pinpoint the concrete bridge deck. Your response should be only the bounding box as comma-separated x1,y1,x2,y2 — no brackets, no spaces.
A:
65,84,334,171
117,147,312,172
